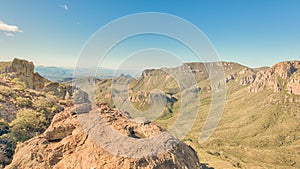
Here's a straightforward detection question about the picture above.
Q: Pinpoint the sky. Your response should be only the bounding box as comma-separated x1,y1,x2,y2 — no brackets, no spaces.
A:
0,0,300,69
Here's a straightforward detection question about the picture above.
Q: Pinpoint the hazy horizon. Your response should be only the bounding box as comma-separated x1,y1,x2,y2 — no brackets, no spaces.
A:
1,0,300,68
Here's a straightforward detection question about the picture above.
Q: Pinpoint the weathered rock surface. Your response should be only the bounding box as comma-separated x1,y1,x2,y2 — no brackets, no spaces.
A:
44,82,73,99
272,61,299,79
6,103,201,169
287,73,300,95
0,58,49,90
0,58,74,100
249,61,300,94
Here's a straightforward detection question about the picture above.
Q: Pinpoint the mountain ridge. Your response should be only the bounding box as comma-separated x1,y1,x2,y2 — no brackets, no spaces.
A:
1,58,300,168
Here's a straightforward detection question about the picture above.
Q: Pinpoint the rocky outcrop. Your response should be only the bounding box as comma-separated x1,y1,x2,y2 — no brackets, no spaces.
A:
272,61,299,79
225,74,235,83
240,75,256,85
0,58,75,99
287,73,300,95
249,69,278,93
6,103,201,169
44,82,73,99
1,58,49,90
238,68,256,85
249,61,300,94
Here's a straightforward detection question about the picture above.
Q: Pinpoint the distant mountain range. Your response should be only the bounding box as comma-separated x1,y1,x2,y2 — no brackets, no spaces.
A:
1,58,300,168
34,66,74,81
35,66,136,82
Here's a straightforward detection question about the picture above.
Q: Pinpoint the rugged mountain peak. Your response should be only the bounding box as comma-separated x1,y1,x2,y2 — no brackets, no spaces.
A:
272,61,300,79
0,58,49,90
6,103,201,169
249,60,300,94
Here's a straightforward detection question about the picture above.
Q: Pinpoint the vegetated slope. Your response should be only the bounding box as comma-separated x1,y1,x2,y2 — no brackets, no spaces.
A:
94,61,300,169
0,58,73,167
192,61,300,169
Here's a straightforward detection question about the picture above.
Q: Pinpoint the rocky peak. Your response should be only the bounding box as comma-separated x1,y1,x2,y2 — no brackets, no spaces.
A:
272,61,299,79
6,103,202,169
141,69,166,78
9,58,34,75
1,58,49,90
249,61,300,94
287,72,300,95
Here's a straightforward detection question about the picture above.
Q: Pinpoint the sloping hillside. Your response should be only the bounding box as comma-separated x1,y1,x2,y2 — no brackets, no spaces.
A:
2,58,299,168
94,60,300,168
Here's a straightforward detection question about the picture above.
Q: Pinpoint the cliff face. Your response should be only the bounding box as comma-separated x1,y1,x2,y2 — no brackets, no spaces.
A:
0,58,49,90
6,103,201,169
249,61,300,94
0,58,74,99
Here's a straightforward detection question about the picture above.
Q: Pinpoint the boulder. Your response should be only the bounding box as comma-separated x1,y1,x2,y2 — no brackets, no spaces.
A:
6,104,202,169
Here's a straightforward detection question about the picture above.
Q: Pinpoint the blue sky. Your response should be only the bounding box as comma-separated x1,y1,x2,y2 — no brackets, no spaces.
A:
0,0,299,68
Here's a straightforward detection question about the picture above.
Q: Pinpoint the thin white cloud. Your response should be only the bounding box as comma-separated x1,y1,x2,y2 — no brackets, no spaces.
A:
4,32,15,37
0,20,22,32
60,4,68,11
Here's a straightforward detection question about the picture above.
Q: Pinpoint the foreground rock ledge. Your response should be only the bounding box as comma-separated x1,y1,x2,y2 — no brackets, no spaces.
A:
6,104,201,169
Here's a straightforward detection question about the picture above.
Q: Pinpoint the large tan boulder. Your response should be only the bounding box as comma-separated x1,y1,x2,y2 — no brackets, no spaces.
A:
6,104,201,169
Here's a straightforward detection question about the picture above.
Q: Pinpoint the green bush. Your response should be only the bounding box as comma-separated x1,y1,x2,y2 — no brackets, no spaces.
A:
15,97,32,107
11,78,26,90
9,109,47,142
0,121,9,136
0,95,5,102
33,97,63,124
0,86,13,97
0,142,13,166
0,135,16,166
33,96,53,108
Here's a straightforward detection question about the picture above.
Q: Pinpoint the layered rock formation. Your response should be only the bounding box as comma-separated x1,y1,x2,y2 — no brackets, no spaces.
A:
6,103,201,169
287,72,300,95
249,61,300,94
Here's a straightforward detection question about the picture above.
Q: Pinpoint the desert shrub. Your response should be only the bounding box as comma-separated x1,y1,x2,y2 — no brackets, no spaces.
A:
11,78,26,90
33,97,63,123
0,143,12,167
0,121,8,136
33,96,53,108
59,99,73,106
0,86,13,97
50,105,63,113
0,95,5,102
0,136,16,166
9,109,47,142
15,97,32,107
